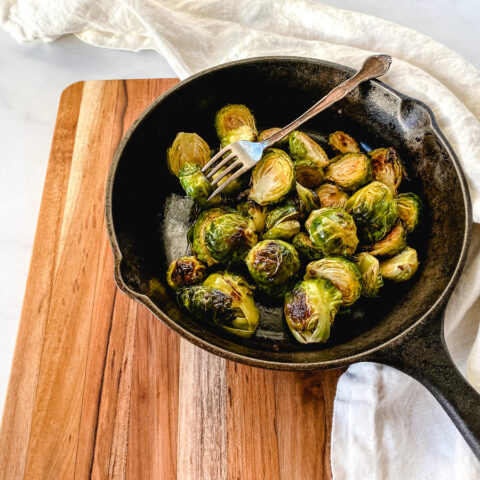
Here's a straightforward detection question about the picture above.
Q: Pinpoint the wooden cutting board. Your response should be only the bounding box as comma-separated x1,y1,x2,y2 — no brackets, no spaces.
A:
0,79,345,480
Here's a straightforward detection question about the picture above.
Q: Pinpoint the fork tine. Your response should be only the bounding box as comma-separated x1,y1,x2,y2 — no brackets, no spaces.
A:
207,166,249,201
201,146,232,173
206,152,236,179
210,159,242,186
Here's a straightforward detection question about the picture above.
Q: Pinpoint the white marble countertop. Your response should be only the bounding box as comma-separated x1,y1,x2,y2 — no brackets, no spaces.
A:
1,0,479,413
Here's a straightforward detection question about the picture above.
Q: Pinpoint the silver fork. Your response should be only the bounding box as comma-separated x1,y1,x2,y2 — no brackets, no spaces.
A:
202,54,392,201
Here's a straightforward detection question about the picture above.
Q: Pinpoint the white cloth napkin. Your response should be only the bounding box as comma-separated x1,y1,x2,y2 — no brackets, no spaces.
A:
2,1,480,478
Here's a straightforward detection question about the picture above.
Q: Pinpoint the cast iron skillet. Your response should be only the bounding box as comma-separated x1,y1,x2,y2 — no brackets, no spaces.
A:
105,57,480,459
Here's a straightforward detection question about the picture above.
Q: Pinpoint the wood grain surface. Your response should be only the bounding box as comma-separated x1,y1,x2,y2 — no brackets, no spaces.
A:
0,79,345,480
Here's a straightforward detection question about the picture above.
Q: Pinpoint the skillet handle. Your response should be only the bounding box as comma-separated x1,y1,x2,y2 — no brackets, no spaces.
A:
369,309,480,460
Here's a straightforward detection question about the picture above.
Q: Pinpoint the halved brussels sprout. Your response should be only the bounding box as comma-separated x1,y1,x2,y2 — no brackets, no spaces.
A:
166,256,207,291
178,162,220,207
355,252,383,297
306,208,359,256
316,183,349,209
211,166,248,196
205,212,258,263
328,131,360,154
214,104,257,142
263,204,300,241
237,200,268,233
288,131,330,168
369,147,406,195
395,192,423,233
249,148,295,206
294,158,324,189
167,132,211,177
220,125,257,149
245,239,301,297
294,183,321,218
380,247,419,282
345,181,398,243
258,127,289,146
284,278,342,344
203,271,260,338
304,256,362,307
324,153,372,191
366,221,407,257
292,232,324,262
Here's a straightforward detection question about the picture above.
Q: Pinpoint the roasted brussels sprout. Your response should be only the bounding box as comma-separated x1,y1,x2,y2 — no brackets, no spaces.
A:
205,212,258,263
249,148,296,206
263,204,300,241
284,278,342,344
237,200,268,233
294,158,324,189
380,247,419,282
355,252,383,297
328,131,360,154
292,232,324,262
258,127,289,146
304,256,362,307
220,126,257,149
167,132,211,177
316,183,349,209
366,221,407,257
214,104,257,143
245,239,301,297
294,183,321,218
288,131,329,168
178,162,220,207
306,208,359,256
369,147,405,195
395,193,423,233
324,153,372,191
166,256,207,291
211,166,248,196
345,181,398,243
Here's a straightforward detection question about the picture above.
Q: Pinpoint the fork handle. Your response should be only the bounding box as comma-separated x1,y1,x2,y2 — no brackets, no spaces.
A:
261,54,392,148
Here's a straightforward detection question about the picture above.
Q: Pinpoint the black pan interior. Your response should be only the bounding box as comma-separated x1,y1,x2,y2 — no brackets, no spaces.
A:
108,58,468,367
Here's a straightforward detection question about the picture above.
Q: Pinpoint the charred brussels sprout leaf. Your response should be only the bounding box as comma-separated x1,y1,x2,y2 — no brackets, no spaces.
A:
263,204,300,241
288,131,329,169
355,252,383,297
306,208,359,256
324,153,372,191
258,127,289,146
237,200,268,233
166,256,207,291
205,213,258,263
203,271,260,338
294,183,321,218
284,278,342,344
395,192,423,233
380,247,419,282
293,232,324,262
167,132,211,177
316,183,349,209
214,104,257,143
179,162,220,207
345,181,398,243
328,131,360,154
249,148,295,206
366,221,407,257
294,158,324,189
304,256,362,307
369,147,406,195
246,239,301,297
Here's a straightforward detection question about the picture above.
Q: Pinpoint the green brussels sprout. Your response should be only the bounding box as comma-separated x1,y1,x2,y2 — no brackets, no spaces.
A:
166,256,207,291
369,147,406,195
167,132,211,177
292,232,324,262
294,183,321,218
249,148,296,206
328,131,360,154
355,252,383,297
306,208,359,256
366,221,407,257
220,125,257,149
284,278,342,344
258,127,289,146
211,166,248,196
263,204,300,241
245,239,301,297
304,256,362,307
293,158,324,189
380,247,419,282
324,153,372,191
237,200,268,233
214,104,257,142
395,193,423,233
316,183,349,209
205,213,258,263
178,162,220,207
203,271,260,338
345,181,398,243
288,131,330,169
